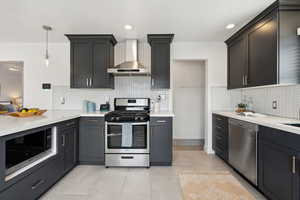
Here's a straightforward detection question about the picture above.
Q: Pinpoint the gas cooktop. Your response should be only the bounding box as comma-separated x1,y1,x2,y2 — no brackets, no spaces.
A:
104,98,150,123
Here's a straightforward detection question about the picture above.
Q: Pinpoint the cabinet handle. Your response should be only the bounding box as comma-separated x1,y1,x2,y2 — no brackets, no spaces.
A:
66,122,75,127
87,119,99,123
89,77,92,87
151,79,154,86
292,156,296,174
62,135,65,146
215,117,222,121
31,179,45,190
245,75,248,86
156,120,166,123
86,78,89,87
242,76,245,86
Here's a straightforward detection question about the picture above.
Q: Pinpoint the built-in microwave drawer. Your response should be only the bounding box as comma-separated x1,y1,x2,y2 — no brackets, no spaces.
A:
0,159,60,200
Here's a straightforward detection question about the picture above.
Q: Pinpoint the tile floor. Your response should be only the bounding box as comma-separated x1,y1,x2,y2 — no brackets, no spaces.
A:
40,148,266,200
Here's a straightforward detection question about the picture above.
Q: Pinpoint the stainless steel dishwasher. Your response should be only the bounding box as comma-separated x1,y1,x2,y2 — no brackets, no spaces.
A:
228,118,258,185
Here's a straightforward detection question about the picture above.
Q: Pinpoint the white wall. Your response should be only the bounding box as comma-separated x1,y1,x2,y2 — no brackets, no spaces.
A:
172,60,205,140
0,43,70,109
0,41,227,153
172,42,227,153
0,42,152,110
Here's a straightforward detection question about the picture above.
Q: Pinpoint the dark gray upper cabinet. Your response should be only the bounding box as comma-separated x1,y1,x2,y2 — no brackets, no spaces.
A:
226,1,300,89
66,35,117,89
247,12,278,87
258,126,300,200
148,34,174,89
79,117,105,164
227,37,247,89
150,117,173,165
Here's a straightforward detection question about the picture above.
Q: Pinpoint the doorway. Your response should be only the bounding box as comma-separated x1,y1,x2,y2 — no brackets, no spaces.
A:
173,60,206,149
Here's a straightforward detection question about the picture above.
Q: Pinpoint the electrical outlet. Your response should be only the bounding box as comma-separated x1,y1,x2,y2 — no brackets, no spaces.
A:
272,100,277,109
60,97,66,105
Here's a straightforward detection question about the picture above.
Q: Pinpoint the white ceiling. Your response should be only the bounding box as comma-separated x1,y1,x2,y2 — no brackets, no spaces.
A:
1,0,275,43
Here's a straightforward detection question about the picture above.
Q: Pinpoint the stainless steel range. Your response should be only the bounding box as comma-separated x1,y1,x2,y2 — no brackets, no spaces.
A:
104,98,150,167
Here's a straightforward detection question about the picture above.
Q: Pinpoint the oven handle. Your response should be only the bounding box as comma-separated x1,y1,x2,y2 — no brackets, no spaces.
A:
106,122,149,125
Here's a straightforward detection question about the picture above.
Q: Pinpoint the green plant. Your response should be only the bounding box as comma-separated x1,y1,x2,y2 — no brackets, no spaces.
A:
237,103,247,109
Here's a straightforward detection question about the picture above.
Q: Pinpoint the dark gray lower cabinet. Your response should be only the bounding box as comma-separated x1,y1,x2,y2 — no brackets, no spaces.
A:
150,117,173,166
212,114,228,161
58,119,79,173
0,119,79,200
79,117,105,164
0,158,61,200
258,126,300,200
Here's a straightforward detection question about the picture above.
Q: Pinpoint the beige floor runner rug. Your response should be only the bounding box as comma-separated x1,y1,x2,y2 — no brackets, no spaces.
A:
179,171,256,200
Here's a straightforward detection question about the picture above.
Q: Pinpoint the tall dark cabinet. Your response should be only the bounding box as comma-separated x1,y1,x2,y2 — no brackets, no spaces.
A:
226,1,300,89
148,34,174,89
150,117,173,165
65,35,117,89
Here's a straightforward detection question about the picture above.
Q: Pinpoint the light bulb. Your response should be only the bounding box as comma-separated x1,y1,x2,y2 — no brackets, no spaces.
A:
45,58,49,67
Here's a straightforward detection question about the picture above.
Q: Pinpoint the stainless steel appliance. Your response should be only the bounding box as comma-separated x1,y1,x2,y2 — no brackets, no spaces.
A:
107,40,149,75
228,118,258,185
105,98,150,167
5,127,57,177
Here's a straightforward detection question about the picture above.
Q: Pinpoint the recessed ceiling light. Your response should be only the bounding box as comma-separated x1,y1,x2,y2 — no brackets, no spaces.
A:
124,24,133,30
226,24,235,29
9,67,19,72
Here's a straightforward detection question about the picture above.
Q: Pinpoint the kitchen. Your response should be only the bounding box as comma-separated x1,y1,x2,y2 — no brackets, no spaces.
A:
0,0,300,200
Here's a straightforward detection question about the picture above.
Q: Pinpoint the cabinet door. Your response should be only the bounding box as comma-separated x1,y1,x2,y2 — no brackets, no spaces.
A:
227,37,247,89
150,118,173,165
259,141,300,200
71,40,93,88
92,41,114,89
150,42,171,89
63,127,77,172
247,13,278,87
79,118,105,164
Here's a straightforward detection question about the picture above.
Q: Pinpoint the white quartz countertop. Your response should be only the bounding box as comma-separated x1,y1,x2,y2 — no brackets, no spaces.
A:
0,110,175,137
213,111,300,135
0,110,82,137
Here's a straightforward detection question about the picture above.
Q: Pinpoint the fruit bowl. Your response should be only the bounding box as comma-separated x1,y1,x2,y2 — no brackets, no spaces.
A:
8,109,47,118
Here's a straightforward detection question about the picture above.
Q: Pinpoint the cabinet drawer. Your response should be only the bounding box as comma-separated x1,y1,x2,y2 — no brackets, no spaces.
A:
213,114,228,128
259,126,300,151
0,159,59,200
150,117,172,126
58,119,78,130
80,117,104,126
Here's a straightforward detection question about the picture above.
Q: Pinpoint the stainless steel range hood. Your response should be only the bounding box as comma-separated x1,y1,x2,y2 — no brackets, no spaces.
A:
107,40,149,75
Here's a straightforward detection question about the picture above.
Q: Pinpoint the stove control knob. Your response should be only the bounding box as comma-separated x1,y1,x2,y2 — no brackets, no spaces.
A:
110,117,115,121
116,117,120,121
135,117,139,121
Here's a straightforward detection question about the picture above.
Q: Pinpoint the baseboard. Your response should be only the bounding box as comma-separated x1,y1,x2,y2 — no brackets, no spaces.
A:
173,139,204,147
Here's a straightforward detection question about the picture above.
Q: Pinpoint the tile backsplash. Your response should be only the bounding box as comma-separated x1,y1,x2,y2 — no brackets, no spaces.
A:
212,85,300,119
241,85,300,119
52,76,171,111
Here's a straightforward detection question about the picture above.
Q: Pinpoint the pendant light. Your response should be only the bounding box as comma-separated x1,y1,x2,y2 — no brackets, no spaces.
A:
43,25,52,67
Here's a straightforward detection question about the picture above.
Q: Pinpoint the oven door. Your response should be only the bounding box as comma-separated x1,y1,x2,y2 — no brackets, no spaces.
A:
105,122,149,154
